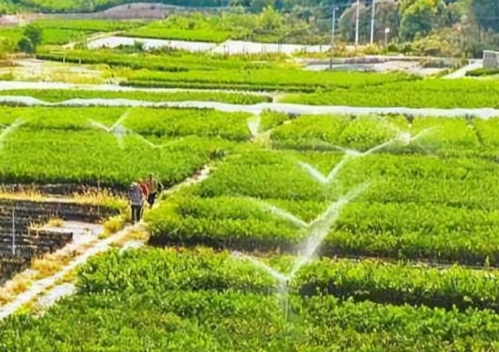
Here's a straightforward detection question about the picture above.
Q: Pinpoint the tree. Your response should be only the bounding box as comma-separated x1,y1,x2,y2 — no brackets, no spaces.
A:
468,0,499,32
17,37,34,55
399,0,446,41
23,25,42,51
0,38,13,59
370,0,400,43
258,6,283,31
338,2,370,42
250,0,275,13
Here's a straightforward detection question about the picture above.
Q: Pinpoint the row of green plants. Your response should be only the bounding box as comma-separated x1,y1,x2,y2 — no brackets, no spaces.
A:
2,249,499,350
4,290,499,351
268,114,490,158
0,130,226,187
145,193,499,266
282,79,499,108
465,67,499,77
0,26,90,47
78,248,499,313
192,147,499,206
0,89,271,105
36,48,279,72
123,68,413,92
0,106,261,141
125,20,233,43
271,114,476,147
33,19,142,32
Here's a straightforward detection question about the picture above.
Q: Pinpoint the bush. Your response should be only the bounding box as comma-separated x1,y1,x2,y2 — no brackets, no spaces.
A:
466,67,499,77
387,43,399,53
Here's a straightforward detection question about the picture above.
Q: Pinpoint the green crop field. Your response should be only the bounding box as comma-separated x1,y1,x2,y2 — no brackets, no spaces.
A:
1,15,499,349
0,106,249,187
282,79,499,108
1,102,499,349
0,89,272,104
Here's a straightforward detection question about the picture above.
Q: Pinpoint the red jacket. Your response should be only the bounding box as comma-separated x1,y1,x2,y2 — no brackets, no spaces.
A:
139,182,149,196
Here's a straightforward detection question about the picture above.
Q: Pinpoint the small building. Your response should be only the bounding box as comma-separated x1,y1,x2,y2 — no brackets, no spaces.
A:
483,50,499,68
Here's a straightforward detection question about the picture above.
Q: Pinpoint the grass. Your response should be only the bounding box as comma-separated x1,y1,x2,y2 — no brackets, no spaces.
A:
0,187,44,201
72,190,128,210
101,215,126,238
0,273,31,305
0,88,272,105
31,258,63,279
0,187,126,209
114,226,149,247
47,218,64,227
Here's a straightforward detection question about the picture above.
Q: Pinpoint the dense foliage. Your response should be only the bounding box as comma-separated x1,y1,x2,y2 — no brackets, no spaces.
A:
146,114,499,266
0,96,498,348
282,79,499,108
2,248,499,350
0,89,271,104
0,106,248,186
34,19,141,32
78,248,499,312
123,68,413,92
35,48,281,71
0,0,496,58
122,9,324,44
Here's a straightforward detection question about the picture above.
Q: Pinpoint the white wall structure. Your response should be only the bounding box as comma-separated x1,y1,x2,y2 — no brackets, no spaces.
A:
483,50,499,68
87,36,330,55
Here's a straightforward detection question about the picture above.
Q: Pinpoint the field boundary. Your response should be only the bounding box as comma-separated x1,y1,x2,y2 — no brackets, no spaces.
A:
0,96,497,119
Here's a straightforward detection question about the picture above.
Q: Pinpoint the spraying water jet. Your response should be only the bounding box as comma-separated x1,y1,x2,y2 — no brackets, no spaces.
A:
238,182,370,319
298,137,399,186
246,115,261,139
134,133,185,149
88,109,131,149
0,119,26,151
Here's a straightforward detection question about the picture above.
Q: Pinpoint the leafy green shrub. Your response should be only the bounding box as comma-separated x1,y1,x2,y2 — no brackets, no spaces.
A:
466,67,499,77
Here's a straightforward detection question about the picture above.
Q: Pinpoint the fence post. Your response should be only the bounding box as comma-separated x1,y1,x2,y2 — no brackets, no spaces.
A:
11,206,15,256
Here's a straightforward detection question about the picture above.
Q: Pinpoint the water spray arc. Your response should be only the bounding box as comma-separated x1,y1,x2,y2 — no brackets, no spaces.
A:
87,109,131,150
134,133,185,149
0,119,26,152
299,125,437,185
234,116,438,320
234,182,370,319
247,114,261,139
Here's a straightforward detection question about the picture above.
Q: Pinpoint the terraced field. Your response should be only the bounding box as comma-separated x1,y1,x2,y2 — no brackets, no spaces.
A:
1,106,499,350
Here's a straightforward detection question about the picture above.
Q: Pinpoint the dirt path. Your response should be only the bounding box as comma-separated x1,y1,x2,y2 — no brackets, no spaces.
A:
443,60,482,79
0,165,212,319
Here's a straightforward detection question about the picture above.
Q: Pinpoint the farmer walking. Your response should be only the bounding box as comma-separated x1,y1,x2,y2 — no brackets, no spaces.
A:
129,182,144,224
145,173,163,207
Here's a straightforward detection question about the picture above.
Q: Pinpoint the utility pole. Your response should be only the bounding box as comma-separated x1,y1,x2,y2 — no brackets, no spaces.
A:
355,0,360,47
370,0,376,44
330,5,339,69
